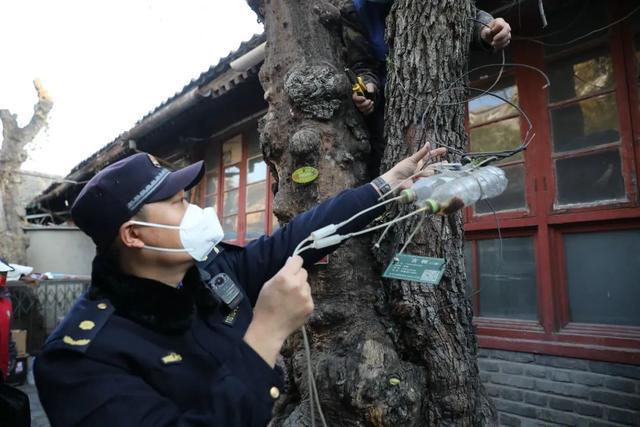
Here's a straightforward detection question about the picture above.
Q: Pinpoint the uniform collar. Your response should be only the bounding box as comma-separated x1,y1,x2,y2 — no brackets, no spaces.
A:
89,255,206,334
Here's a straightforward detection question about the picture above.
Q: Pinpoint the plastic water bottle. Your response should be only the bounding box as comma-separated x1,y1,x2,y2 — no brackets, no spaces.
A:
427,166,508,214
405,173,457,204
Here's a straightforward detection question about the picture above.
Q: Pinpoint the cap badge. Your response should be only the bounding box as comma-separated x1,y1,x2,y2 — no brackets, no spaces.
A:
161,352,183,364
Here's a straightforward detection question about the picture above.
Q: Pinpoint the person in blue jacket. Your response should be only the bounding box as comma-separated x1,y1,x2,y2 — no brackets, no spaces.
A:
344,0,512,115
34,145,445,427
342,0,511,175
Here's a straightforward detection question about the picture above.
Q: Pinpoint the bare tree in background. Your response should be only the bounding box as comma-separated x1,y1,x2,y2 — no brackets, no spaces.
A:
0,80,53,263
248,0,494,424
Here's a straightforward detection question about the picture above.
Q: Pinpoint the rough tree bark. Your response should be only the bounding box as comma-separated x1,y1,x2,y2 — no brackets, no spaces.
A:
248,0,493,425
381,1,495,425
0,80,53,263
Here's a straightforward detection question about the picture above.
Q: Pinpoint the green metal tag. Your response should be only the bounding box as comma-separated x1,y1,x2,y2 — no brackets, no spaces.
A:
382,254,445,285
292,166,319,184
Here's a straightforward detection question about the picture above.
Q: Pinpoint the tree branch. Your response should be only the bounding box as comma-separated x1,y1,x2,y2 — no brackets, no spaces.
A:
20,79,54,142
0,109,19,141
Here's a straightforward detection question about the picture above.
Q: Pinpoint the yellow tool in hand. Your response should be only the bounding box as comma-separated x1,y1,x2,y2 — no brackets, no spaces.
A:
345,68,375,100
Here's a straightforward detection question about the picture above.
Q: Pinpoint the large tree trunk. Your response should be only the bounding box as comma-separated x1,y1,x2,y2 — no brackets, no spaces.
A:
249,0,494,425
0,80,53,263
381,1,495,425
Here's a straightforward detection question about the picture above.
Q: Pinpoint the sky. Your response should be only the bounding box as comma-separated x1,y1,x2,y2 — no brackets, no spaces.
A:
0,0,263,177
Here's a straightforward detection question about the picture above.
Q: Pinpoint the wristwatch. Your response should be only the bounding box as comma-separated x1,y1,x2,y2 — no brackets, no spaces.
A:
372,176,392,196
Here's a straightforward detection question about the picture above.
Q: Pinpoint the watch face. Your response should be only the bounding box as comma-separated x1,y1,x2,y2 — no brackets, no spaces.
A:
374,177,390,193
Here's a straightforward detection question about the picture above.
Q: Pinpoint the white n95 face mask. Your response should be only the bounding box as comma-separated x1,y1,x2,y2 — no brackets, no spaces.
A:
130,204,224,262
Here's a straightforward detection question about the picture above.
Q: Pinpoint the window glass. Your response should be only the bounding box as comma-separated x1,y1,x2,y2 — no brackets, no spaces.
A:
470,117,523,162
555,149,625,206
477,237,538,320
222,215,238,241
547,49,614,103
475,164,526,214
224,165,241,189
469,77,519,127
222,135,242,166
204,194,217,212
550,93,620,153
223,189,239,216
247,158,267,184
634,24,640,115
246,212,266,240
565,230,640,326
246,183,266,212
464,242,474,301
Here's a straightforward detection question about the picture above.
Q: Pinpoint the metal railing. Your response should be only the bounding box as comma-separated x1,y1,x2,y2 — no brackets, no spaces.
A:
8,279,90,354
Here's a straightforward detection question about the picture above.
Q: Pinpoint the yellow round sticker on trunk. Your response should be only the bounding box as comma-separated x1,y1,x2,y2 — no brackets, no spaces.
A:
292,166,319,184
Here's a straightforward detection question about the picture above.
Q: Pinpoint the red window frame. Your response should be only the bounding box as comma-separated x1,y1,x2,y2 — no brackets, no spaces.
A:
468,73,529,217
465,2,640,364
193,132,275,245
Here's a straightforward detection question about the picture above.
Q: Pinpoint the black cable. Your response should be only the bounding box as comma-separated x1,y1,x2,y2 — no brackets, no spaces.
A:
421,86,535,163
464,63,550,91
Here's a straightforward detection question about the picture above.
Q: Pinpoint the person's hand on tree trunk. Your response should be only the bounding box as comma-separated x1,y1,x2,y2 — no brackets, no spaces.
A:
378,143,447,193
480,18,511,50
352,83,377,115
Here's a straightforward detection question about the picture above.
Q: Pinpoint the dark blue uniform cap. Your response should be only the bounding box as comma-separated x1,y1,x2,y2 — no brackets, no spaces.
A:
71,153,205,251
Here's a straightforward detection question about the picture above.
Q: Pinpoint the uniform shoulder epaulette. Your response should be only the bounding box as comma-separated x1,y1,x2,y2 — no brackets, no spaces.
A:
196,243,236,271
44,294,114,354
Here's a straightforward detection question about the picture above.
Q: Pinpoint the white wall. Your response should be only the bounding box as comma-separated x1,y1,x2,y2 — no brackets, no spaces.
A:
24,226,95,276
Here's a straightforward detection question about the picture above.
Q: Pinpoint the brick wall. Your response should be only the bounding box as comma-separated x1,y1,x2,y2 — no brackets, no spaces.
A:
478,349,640,426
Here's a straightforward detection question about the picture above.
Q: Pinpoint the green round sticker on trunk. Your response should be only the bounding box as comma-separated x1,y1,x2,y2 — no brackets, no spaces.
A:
292,166,319,184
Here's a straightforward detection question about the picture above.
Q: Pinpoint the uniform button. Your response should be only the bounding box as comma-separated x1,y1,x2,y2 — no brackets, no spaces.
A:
79,320,95,330
269,386,280,399
97,303,108,310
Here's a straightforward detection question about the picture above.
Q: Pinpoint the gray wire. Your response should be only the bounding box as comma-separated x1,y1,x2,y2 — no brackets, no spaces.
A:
399,210,428,254
373,220,396,249
468,50,507,104
538,0,548,28
517,4,640,47
293,238,312,257
436,197,502,314
464,62,550,91
302,326,328,427
339,195,403,223
349,206,432,238
512,0,588,40
485,198,503,278
425,86,535,161
301,326,317,427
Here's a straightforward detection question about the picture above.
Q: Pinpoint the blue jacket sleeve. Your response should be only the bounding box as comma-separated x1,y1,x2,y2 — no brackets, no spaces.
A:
227,183,385,305
472,9,495,50
34,342,283,427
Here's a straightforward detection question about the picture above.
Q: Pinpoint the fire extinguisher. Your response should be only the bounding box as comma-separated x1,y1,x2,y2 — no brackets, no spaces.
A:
0,258,14,380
